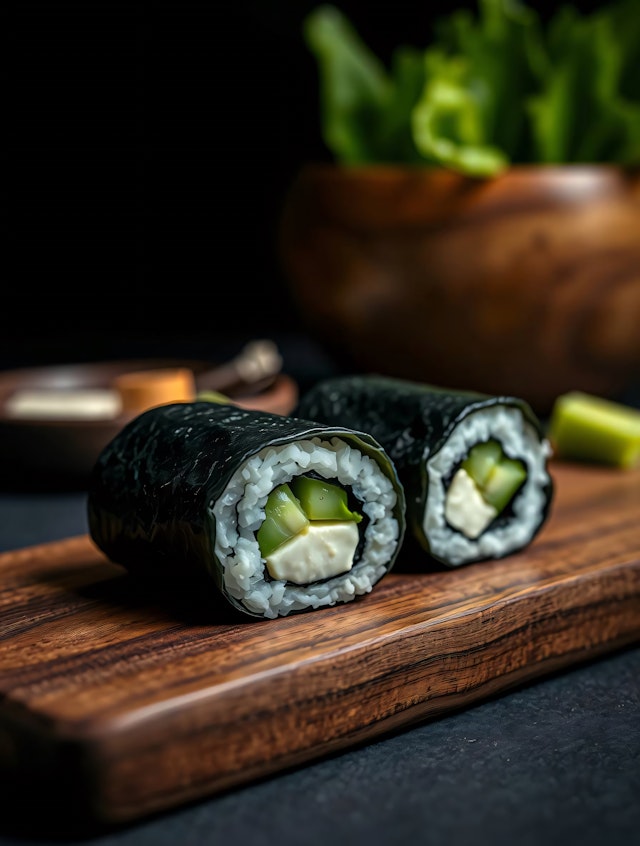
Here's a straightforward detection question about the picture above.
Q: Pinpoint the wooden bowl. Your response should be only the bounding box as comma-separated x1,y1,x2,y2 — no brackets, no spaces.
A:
278,164,640,415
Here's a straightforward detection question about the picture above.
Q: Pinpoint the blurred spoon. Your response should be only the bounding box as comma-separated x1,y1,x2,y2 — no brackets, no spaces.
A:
196,339,284,398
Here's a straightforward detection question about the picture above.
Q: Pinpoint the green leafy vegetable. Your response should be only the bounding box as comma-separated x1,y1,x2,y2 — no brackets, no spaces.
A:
304,0,640,176
410,48,509,175
528,3,640,164
303,5,426,163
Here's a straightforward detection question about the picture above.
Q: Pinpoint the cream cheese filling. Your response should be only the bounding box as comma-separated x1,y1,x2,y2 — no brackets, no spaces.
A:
264,522,359,584
444,467,498,539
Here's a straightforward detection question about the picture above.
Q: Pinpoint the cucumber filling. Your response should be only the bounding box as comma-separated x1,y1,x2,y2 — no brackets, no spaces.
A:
256,477,363,584
445,440,527,539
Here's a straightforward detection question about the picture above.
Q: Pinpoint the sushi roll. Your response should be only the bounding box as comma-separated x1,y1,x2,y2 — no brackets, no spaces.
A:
296,375,554,567
87,401,405,619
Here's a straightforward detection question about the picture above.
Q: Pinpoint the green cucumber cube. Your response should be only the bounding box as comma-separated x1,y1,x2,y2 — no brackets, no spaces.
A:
290,476,362,523
483,458,527,512
256,483,310,557
461,440,502,488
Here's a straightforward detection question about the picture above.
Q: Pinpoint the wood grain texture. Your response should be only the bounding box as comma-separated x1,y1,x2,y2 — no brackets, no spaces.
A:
278,165,640,414
1,461,639,827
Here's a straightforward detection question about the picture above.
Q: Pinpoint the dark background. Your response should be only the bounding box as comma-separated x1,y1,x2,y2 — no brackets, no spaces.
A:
7,0,610,369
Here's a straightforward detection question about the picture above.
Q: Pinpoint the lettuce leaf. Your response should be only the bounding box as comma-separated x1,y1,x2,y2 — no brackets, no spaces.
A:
411,48,509,176
303,4,425,164
528,3,640,164
431,0,546,165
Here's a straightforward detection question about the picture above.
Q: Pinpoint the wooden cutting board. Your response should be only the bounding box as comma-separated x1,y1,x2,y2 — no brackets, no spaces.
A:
1,461,639,829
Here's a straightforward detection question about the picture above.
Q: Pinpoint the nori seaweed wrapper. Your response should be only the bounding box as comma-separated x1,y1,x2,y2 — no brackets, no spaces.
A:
87,401,406,619
295,375,554,566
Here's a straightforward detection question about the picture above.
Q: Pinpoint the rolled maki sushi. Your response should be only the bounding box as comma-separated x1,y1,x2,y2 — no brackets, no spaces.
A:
87,401,405,619
296,375,554,568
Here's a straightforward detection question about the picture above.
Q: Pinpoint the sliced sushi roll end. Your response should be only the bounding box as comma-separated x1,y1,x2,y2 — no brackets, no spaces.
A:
295,375,554,568
87,401,406,619
421,404,553,566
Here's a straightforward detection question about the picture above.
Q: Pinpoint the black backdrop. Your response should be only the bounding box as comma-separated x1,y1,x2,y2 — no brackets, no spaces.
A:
7,0,608,368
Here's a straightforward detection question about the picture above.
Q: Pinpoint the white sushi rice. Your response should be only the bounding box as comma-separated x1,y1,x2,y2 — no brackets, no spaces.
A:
211,436,401,618
423,406,552,566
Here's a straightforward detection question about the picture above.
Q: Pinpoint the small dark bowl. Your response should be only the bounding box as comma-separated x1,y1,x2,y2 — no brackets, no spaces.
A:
0,359,299,488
